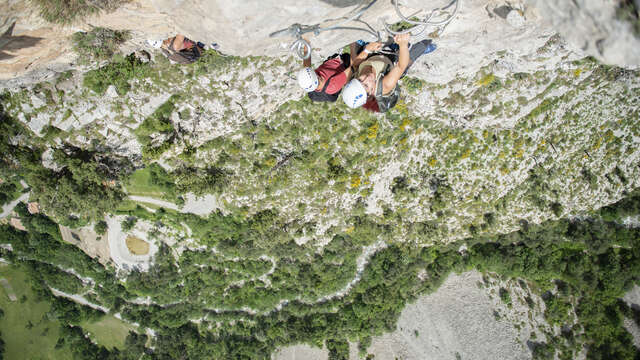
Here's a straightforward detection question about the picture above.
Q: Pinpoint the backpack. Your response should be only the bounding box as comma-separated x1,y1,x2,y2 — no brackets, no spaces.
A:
163,46,202,64
162,37,204,64
307,53,351,103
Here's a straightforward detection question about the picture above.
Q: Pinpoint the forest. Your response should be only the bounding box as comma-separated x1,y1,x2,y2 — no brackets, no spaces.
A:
0,188,638,359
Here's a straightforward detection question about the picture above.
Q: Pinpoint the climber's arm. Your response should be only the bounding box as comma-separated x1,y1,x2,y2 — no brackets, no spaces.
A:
302,37,312,68
382,33,410,94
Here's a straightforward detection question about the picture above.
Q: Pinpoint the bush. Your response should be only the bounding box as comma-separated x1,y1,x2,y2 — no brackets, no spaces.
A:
72,27,131,63
173,166,231,195
499,287,512,307
94,220,108,235
31,0,129,24
327,339,349,360
83,53,150,95
121,217,137,232
134,96,179,160
0,177,23,206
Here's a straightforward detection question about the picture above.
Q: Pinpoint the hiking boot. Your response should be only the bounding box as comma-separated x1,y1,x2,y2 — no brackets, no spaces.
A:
403,40,437,77
409,39,436,63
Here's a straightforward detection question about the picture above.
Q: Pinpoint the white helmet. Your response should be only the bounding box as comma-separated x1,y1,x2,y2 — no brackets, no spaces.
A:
297,67,319,92
342,79,367,108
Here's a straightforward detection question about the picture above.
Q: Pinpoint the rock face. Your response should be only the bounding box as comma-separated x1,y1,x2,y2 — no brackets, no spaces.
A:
528,0,640,69
366,272,545,360
1,0,639,83
1,2,640,359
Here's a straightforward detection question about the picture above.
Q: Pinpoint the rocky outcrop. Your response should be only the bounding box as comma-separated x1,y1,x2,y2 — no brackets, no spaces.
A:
528,0,640,69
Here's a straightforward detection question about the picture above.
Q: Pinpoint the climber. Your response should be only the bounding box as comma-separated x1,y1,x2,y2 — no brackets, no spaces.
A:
148,34,206,64
342,34,436,112
296,38,383,102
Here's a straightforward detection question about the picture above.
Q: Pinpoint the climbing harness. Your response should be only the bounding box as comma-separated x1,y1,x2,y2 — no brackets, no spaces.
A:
270,0,460,60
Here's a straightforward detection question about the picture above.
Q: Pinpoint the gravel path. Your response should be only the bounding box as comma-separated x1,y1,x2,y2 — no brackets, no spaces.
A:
268,239,387,313
272,344,328,360
181,193,219,215
128,196,180,211
0,192,29,218
49,287,109,313
129,194,219,216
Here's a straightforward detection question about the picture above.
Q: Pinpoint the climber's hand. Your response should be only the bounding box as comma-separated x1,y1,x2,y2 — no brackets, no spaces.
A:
394,33,410,47
364,42,382,53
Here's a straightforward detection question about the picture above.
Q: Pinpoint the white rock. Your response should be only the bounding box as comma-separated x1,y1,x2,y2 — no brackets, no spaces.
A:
41,148,61,171
528,0,640,69
506,9,526,28
28,112,50,135
30,94,46,108
105,85,119,98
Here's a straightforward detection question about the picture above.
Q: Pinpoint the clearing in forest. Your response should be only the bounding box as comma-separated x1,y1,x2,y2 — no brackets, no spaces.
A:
79,315,137,350
0,266,74,360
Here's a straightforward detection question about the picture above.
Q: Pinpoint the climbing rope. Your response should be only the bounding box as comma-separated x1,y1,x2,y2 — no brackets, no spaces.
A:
271,0,460,60
383,0,460,37
270,0,381,60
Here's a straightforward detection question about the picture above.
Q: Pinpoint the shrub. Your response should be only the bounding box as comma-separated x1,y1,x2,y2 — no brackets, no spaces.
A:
0,177,23,206
121,216,137,232
94,220,108,235
499,287,512,307
83,53,150,95
134,95,179,160
326,339,349,360
72,27,131,63
173,166,231,195
31,0,129,24
388,16,421,32
551,202,563,217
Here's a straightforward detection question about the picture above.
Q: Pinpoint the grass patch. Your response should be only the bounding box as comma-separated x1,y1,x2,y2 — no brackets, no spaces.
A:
124,164,179,202
0,266,73,360
125,166,165,198
388,16,421,32
31,0,129,24
72,27,131,64
79,315,136,350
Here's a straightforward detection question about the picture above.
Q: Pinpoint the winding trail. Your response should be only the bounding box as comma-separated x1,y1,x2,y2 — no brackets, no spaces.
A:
270,239,387,313
0,192,29,218
128,194,219,216
128,196,180,211
201,239,388,318
126,195,387,316
49,287,109,313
